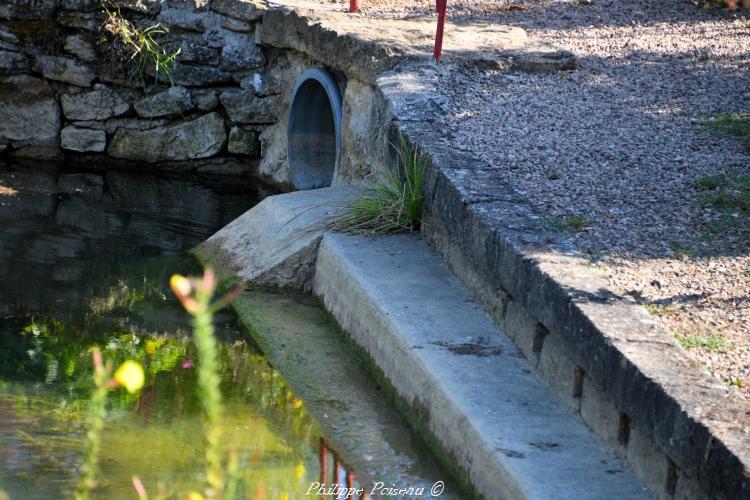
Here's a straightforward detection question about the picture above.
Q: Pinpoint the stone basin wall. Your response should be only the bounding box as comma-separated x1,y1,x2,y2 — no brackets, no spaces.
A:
0,0,319,188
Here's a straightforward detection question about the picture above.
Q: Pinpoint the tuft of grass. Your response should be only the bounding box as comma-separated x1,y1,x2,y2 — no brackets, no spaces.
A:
673,331,731,352
644,303,678,317
100,1,180,87
334,138,427,235
702,113,750,152
694,174,750,213
667,240,695,259
543,214,590,233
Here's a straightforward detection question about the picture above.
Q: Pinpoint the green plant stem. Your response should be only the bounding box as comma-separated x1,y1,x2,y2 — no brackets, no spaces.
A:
75,353,111,500
192,297,224,498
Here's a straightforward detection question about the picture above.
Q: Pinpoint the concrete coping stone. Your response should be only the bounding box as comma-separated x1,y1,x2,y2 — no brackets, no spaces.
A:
375,62,750,499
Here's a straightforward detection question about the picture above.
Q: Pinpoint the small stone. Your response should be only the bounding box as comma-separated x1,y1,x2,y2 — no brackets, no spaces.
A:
64,35,97,62
221,41,265,71
219,16,253,33
57,11,102,31
0,0,57,20
157,7,207,32
219,89,278,124
240,72,281,96
174,39,219,65
60,0,102,11
210,0,266,21
61,126,107,152
0,49,28,71
33,55,96,87
160,64,233,87
0,27,19,45
228,125,260,156
135,86,194,118
61,85,130,121
108,112,226,162
191,89,219,111
11,145,63,160
111,0,161,15
74,117,170,134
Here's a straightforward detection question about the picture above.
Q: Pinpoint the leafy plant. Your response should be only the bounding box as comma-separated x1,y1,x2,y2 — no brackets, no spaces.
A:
334,137,427,235
100,0,180,87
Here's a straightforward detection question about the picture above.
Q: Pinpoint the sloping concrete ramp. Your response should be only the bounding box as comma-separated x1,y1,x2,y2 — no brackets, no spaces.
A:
313,233,652,500
195,186,362,291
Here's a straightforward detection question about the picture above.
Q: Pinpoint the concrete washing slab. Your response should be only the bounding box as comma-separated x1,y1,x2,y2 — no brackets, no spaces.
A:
312,232,652,500
195,185,363,291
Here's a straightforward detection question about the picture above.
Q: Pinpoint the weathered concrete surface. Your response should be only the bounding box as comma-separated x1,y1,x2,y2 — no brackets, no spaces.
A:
260,1,576,84
376,63,750,500
195,186,363,291
313,232,652,500
229,290,463,498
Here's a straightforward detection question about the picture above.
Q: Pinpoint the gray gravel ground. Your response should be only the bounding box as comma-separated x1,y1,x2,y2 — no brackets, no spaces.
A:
346,0,750,396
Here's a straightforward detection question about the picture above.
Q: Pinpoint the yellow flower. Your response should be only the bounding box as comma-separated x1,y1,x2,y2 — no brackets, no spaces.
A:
295,463,305,479
185,493,204,500
113,360,145,394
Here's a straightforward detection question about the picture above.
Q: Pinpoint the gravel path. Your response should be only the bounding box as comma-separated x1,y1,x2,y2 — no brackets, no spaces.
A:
347,0,750,396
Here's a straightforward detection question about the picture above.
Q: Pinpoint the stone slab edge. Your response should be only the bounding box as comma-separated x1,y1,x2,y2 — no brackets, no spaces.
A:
376,64,750,500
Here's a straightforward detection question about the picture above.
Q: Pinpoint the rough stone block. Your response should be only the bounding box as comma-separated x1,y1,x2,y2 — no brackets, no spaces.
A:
33,55,96,87
227,125,260,156
580,377,625,454
64,34,97,61
537,330,581,412
626,424,672,500
134,86,194,118
503,299,538,358
61,84,129,121
0,75,60,147
219,89,278,124
61,126,106,152
108,112,226,162
210,0,265,21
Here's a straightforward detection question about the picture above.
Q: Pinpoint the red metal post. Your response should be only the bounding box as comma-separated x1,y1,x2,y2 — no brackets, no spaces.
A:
349,0,359,13
433,0,447,62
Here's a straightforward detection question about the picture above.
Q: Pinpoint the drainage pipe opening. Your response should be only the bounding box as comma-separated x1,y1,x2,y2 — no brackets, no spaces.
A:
287,68,343,190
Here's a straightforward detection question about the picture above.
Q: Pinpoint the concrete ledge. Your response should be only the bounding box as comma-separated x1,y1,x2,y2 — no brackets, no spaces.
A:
374,63,750,500
313,232,651,500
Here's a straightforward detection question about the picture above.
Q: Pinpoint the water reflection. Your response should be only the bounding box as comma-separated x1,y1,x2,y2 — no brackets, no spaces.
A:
0,162,353,498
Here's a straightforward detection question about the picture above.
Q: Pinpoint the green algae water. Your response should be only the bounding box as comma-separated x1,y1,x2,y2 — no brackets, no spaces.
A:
0,162,459,500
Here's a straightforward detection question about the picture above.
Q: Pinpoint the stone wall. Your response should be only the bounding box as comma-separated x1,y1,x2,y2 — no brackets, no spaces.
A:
0,0,315,189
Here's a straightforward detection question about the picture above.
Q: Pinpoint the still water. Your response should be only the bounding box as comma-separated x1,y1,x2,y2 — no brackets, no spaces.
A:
0,162,430,499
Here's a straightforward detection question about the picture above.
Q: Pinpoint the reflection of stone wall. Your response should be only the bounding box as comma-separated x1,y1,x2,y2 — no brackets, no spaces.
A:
0,0,300,189
0,162,262,317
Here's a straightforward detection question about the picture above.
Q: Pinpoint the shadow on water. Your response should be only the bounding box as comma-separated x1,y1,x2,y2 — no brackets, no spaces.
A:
0,161,415,499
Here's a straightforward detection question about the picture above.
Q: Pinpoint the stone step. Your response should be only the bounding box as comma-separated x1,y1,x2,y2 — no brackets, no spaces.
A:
312,233,653,500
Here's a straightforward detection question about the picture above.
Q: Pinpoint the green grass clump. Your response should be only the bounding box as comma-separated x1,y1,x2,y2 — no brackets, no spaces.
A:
335,138,427,235
703,113,750,152
543,214,590,233
673,331,731,352
100,1,180,87
694,174,750,213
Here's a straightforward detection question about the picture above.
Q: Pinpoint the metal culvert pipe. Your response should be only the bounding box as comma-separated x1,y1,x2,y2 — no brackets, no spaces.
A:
287,67,343,190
